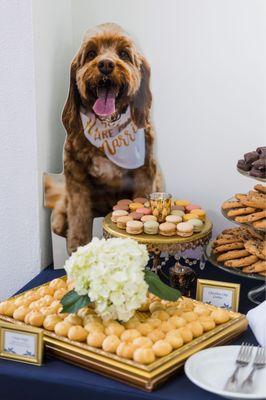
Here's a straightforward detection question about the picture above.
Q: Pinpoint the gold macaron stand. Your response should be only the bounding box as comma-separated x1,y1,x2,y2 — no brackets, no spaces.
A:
0,279,247,391
103,213,213,270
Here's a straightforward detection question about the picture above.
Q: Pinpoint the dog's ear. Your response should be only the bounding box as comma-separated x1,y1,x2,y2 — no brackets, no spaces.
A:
62,56,81,135
130,56,152,129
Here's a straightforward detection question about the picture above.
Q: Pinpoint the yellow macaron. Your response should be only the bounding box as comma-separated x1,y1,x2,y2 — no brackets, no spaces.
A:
190,209,206,221
175,200,190,207
183,214,198,222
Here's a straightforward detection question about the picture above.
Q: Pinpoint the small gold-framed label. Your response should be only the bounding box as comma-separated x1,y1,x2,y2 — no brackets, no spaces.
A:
196,279,240,311
0,320,43,365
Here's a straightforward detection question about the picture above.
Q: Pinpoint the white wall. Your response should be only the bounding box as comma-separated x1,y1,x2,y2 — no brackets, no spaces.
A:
72,0,266,235
32,0,73,266
0,0,73,299
0,0,40,299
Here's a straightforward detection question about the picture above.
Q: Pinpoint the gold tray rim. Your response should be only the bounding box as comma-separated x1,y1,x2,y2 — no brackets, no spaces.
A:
103,213,213,245
1,278,247,376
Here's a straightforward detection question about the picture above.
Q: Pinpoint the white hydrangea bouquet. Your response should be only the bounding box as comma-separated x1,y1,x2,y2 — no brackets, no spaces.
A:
61,237,180,322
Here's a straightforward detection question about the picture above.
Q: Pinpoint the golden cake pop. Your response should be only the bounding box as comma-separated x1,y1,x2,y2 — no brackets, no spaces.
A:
68,325,88,342
165,333,184,349
43,315,62,331
152,340,173,357
132,337,153,349
149,301,164,313
169,316,187,328
83,314,102,325
116,342,135,359
136,323,153,336
146,318,162,329
182,311,198,322
37,286,54,297
24,290,40,301
166,307,180,316
54,321,72,337
102,335,121,353
77,307,94,319
87,332,106,348
29,300,41,311
28,311,45,327
64,314,83,326
13,306,30,321
147,329,165,343
151,310,169,321
198,316,216,332
177,327,193,343
38,295,54,307
161,320,176,333
193,305,211,317
0,301,16,316
124,316,140,329
85,321,105,333
186,321,204,338
54,288,68,300
210,309,230,324
40,305,57,317
14,297,30,307
49,278,66,290
105,322,125,337
133,348,155,364
178,298,194,312
121,329,141,342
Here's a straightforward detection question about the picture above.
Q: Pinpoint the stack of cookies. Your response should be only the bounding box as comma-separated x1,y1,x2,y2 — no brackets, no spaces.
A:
111,196,207,237
222,184,266,230
212,227,266,276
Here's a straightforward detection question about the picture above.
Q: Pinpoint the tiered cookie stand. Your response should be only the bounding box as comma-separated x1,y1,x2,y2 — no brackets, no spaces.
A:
205,170,266,305
103,213,212,271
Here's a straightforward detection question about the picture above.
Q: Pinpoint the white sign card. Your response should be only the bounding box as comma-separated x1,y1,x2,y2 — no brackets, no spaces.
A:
202,286,233,309
0,320,43,365
196,279,240,311
3,330,36,358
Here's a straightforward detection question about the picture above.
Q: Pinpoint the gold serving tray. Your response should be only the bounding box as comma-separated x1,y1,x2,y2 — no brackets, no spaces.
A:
0,281,248,391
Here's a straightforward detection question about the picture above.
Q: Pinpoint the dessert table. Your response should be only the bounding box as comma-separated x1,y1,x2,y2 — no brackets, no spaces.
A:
0,262,259,400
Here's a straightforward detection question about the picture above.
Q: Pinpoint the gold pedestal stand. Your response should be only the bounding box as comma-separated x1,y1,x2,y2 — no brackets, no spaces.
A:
103,213,213,271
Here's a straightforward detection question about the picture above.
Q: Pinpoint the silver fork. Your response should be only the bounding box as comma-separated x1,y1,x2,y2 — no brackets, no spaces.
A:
241,347,266,393
224,343,253,392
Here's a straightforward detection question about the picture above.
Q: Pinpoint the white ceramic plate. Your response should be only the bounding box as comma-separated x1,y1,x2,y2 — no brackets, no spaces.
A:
185,346,266,399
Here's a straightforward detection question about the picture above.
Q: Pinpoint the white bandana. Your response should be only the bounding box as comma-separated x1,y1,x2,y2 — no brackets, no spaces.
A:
80,107,145,169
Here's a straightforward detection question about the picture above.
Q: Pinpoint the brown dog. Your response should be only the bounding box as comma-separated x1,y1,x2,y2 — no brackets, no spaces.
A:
52,23,162,253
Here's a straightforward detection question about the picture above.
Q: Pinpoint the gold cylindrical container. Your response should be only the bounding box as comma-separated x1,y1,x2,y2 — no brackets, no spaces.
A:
149,192,172,222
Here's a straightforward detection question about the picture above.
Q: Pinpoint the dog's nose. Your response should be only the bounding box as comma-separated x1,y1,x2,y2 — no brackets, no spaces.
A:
98,59,114,75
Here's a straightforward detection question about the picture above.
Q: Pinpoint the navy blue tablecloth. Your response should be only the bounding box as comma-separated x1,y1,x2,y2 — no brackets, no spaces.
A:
0,261,261,400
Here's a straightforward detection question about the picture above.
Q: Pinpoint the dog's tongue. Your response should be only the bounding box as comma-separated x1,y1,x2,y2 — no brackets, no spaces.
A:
93,87,116,117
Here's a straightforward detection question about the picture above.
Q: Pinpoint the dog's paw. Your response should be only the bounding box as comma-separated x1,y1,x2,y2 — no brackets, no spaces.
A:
52,212,67,237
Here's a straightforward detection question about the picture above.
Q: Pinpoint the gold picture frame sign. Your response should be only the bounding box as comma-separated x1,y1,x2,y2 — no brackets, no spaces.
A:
0,320,43,365
196,279,240,312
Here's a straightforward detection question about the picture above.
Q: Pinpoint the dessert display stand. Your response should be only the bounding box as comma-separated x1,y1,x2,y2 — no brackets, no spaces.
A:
103,213,212,272
205,171,266,305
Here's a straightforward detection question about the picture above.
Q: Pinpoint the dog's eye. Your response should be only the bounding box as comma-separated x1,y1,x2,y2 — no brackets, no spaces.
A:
87,50,96,60
119,50,130,61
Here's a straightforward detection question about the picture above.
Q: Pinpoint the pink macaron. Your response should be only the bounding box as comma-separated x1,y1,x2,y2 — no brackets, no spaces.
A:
136,207,152,215
185,204,202,213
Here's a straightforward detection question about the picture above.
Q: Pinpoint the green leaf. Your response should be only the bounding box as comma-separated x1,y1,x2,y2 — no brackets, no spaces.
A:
60,290,91,314
144,270,181,301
